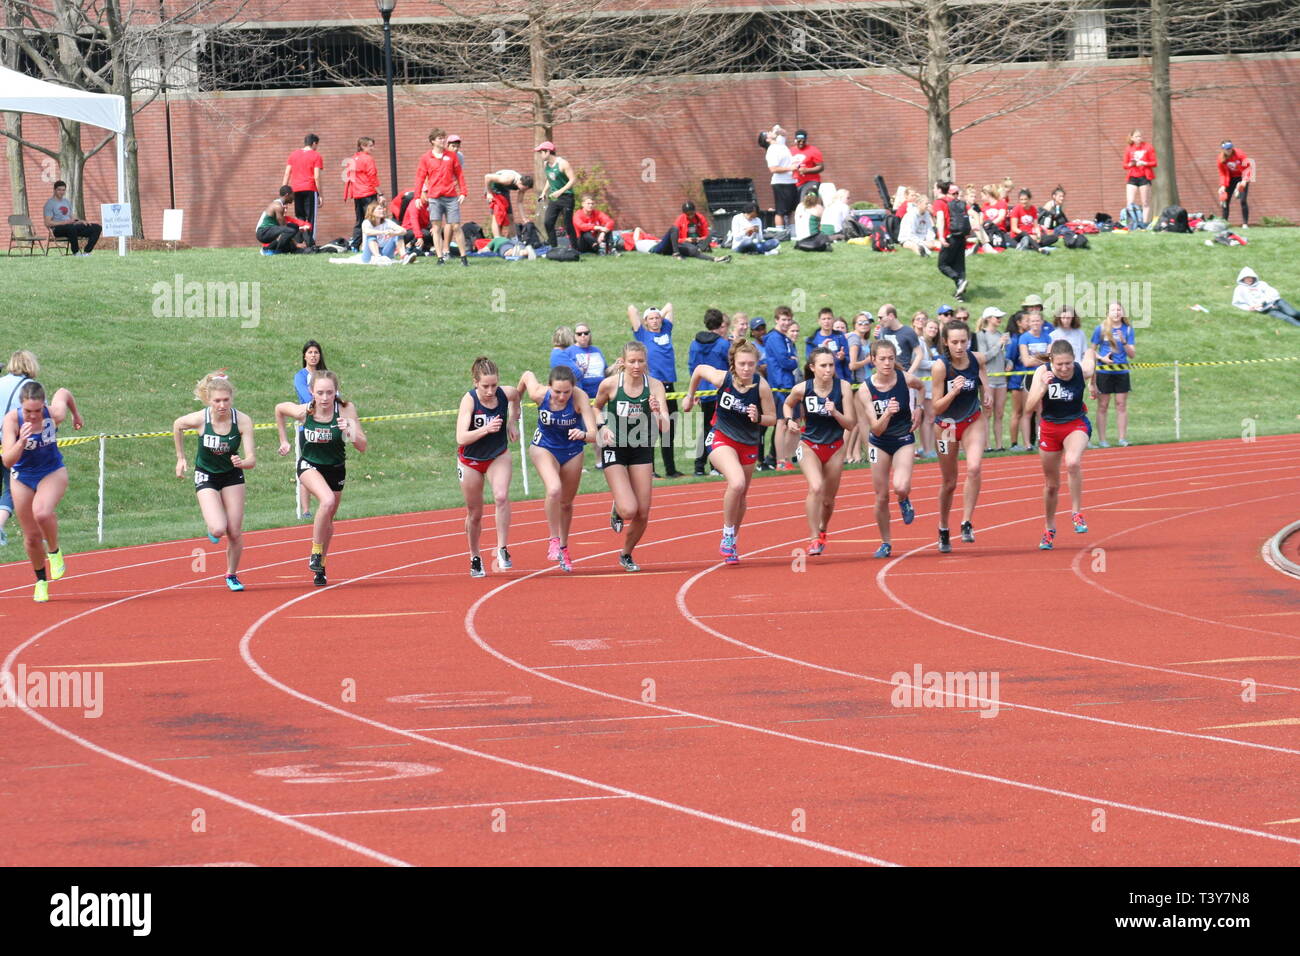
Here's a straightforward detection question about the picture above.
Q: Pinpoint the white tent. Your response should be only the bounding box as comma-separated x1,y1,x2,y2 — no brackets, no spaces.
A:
0,65,128,255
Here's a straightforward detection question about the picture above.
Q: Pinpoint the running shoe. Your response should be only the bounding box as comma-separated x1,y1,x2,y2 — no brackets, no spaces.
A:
309,552,324,573
1072,512,1088,534
1117,438,1130,447
610,506,624,533
937,528,952,554
1039,529,1056,550
48,549,65,581
899,498,915,525
469,555,486,578
547,537,561,561
557,547,574,572
496,547,513,570
460,256,469,267
961,521,975,544
776,461,791,471
955,278,969,300
1098,440,1110,449
808,537,825,556
225,575,245,592
0,526,7,546
619,553,640,573
207,532,220,544
313,569,328,586
298,510,313,521
33,579,49,603
720,533,739,564
873,542,892,559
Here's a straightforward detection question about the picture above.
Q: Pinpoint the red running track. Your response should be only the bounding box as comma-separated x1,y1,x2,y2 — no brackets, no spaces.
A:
2,435,1297,866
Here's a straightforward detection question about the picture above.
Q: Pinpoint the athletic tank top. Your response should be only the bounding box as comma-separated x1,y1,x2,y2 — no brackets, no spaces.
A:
866,372,913,440
936,354,981,421
195,407,241,474
1041,363,1087,423
300,401,346,467
714,372,762,446
801,377,845,445
610,373,655,448
531,389,583,450
544,159,570,196
460,387,507,461
14,404,62,472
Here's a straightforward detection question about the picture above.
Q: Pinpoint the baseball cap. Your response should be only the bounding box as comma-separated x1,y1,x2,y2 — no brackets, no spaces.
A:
642,306,662,320
534,141,556,152
1021,293,1045,308
794,129,808,139
749,316,767,329
1220,140,1233,150
981,306,1007,319
448,134,462,143
855,311,874,323
936,304,955,316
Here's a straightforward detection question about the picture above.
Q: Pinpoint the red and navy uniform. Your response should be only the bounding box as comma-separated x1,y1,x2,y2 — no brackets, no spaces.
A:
935,355,982,441
799,378,846,465
1038,364,1091,452
458,387,507,474
707,372,763,464
866,371,915,458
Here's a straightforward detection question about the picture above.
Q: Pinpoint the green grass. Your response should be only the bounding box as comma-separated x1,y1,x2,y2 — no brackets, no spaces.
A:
3,228,1298,554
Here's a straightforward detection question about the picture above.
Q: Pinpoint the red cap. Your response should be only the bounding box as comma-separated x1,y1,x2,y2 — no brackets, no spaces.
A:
534,141,556,152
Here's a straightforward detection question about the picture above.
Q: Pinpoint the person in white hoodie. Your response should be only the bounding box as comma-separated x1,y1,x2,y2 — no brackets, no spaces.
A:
1233,267,1300,327
898,195,938,256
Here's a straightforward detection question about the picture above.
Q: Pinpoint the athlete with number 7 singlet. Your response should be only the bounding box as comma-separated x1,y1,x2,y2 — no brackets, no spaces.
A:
929,319,992,554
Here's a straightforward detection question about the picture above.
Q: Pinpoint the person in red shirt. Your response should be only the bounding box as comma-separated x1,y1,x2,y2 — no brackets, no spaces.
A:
282,133,324,240
1008,189,1042,247
413,128,469,265
1217,141,1255,227
343,136,380,251
573,194,618,255
400,196,434,255
791,129,825,201
932,181,968,301
647,201,730,261
1122,129,1157,227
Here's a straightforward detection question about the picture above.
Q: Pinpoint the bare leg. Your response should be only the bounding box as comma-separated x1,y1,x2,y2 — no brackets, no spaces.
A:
622,464,654,554
486,454,513,551
797,443,825,539
960,417,988,525
220,482,246,575
460,465,486,557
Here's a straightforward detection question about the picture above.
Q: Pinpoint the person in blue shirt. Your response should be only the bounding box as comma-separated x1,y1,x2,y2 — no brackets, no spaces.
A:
687,308,732,475
0,349,42,548
764,307,800,468
1004,311,1031,450
1016,299,1055,449
293,340,327,519
629,302,681,477
549,326,580,375
1090,301,1136,447
568,324,607,400
805,308,850,381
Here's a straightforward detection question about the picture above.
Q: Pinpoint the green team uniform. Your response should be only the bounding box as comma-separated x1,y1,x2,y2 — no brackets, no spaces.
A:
544,160,570,195
194,408,244,492
298,401,347,492
600,373,656,469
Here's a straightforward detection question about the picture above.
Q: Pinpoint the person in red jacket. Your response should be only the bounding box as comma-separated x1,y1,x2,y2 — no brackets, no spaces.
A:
282,133,324,240
344,137,380,251
400,196,434,256
647,201,730,262
1217,141,1255,227
574,194,617,255
413,128,469,265
1122,129,1157,227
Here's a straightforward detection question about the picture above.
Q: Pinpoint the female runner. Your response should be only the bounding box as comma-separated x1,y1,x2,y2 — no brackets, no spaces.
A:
784,347,856,555
681,340,776,565
454,357,520,578
518,365,598,573
594,341,669,572
173,372,256,591
1,380,83,602
859,339,924,558
1025,340,1097,550
929,320,992,553
275,370,368,586
293,340,327,519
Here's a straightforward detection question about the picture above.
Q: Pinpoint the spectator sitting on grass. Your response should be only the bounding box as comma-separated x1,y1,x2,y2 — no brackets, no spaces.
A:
256,186,305,254
1008,189,1043,249
1233,267,1300,327
898,195,937,256
648,202,730,261
574,195,617,255
822,189,852,237
792,190,824,241
730,203,779,255
358,200,409,264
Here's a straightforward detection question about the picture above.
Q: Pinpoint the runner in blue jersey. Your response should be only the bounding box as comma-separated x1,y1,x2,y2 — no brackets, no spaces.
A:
1025,339,1097,550
682,339,776,565
1,380,83,602
859,338,925,558
930,320,992,553
518,365,598,573
783,347,856,555
454,357,521,579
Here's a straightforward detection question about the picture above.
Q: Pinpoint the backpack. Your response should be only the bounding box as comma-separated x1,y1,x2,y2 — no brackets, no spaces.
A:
517,222,543,246
1154,205,1190,233
1062,231,1089,250
460,221,485,247
946,199,971,234
545,246,580,261
794,233,831,251
870,223,894,252
841,217,867,239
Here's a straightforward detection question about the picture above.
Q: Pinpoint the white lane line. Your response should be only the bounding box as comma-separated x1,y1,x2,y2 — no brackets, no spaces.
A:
289,795,631,818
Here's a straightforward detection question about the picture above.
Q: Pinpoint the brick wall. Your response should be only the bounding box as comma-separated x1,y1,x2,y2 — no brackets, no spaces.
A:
5,56,1297,247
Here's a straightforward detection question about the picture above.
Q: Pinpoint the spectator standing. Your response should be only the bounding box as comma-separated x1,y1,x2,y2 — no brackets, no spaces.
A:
282,133,324,240
806,308,850,382
765,307,799,469
1090,302,1136,447
845,311,874,462
574,195,617,255
731,202,779,254
414,128,469,265
43,181,102,256
629,303,682,476
688,309,732,475
1217,141,1255,227
483,169,534,239
790,129,825,201
874,304,920,376
933,181,969,301
763,125,798,228
536,141,577,247
344,137,380,250
1123,131,1157,228
911,317,942,458
569,324,608,400
447,135,465,177
976,308,1010,450
549,327,580,375
1049,307,1087,361
1233,267,1300,327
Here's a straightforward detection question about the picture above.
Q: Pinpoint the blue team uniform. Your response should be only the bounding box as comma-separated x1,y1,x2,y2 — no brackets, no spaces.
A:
530,389,585,465
11,404,65,490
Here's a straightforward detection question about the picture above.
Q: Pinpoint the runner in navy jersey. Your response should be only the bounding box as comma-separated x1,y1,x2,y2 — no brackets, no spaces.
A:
783,347,856,555
518,365,598,572
859,339,925,558
1025,339,1097,550
930,320,992,553
455,357,521,578
682,340,776,565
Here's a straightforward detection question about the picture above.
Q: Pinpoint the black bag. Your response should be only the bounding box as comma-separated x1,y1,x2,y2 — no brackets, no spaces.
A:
794,233,831,252
1154,205,1190,233
946,199,971,234
885,213,901,242
460,221,485,247
517,222,543,246
870,223,894,252
545,246,580,261
1063,231,1089,249
841,217,868,239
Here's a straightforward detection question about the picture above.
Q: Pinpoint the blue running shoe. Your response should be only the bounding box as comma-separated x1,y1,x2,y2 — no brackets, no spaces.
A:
225,575,245,592
720,534,739,564
1072,512,1088,534
874,542,892,559
1039,529,1056,550
207,532,220,544
899,498,915,525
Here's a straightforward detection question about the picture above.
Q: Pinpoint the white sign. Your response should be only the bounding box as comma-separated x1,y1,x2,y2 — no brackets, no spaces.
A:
100,202,134,238
162,208,184,241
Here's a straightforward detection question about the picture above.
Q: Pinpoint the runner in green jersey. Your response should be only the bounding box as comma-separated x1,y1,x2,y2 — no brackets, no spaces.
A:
173,372,257,591
275,369,367,587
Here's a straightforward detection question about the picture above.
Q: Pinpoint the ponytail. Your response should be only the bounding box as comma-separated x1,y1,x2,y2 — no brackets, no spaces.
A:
471,356,498,381
194,371,233,404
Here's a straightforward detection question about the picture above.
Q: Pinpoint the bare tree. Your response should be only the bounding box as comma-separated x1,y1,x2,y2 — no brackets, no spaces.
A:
766,0,1105,186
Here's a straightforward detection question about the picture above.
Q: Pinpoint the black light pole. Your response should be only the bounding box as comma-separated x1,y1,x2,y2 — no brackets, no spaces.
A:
378,0,399,198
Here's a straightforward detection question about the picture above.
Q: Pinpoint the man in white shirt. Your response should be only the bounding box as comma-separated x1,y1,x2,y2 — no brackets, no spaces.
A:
762,125,798,228
730,203,779,254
